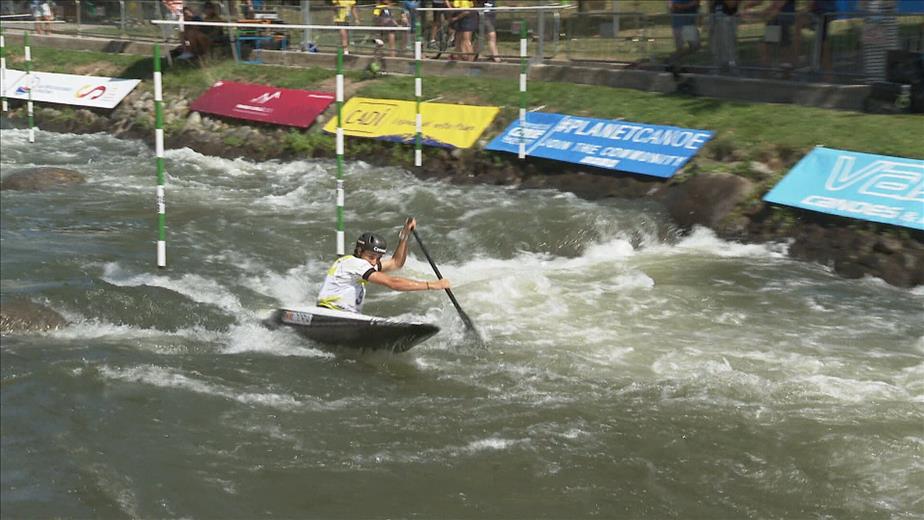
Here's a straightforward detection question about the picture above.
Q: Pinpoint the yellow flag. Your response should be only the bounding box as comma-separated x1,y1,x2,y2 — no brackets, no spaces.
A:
324,97,500,149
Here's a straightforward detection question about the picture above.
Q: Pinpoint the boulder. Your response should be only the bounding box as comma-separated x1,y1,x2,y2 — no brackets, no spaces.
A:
1,167,86,191
0,299,68,334
653,172,755,229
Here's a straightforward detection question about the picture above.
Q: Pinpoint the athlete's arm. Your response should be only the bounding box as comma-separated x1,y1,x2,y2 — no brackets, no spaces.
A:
367,271,450,291
381,217,415,272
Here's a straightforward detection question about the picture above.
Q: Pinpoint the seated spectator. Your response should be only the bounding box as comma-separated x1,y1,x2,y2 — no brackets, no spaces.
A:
201,1,228,47
177,5,207,60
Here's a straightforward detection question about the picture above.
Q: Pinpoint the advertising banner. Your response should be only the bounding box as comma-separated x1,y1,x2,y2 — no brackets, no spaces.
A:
322,97,500,149
4,69,141,109
190,81,334,128
764,146,924,230
484,112,714,178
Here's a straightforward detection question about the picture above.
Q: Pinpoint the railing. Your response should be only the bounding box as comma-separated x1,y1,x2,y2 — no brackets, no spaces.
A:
560,7,923,84
2,1,921,85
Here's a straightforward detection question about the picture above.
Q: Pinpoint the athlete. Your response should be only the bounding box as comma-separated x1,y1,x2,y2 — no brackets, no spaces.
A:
316,218,451,314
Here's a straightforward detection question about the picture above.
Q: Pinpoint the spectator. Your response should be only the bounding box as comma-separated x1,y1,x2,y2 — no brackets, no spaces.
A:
332,0,360,55
708,0,739,73
162,0,183,19
178,5,203,60
240,0,265,19
402,0,419,49
796,0,836,79
429,0,449,49
374,1,403,57
449,0,478,61
670,0,701,57
478,0,501,62
201,1,227,49
32,0,54,35
746,0,797,69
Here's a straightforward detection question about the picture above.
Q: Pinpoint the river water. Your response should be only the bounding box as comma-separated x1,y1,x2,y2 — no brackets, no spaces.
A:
2,129,922,519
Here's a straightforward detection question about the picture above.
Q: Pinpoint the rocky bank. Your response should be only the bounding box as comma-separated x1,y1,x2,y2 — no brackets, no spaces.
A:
2,88,922,289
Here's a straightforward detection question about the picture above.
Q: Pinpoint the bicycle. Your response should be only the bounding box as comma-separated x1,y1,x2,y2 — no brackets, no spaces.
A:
427,8,480,61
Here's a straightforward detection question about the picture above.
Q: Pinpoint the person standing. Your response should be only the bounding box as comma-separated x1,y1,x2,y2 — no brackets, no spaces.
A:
670,0,701,56
429,0,450,48
449,0,478,61
709,0,739,73
316,218,451,314
374,0,402,57
478,0,501,62
333,0,360,55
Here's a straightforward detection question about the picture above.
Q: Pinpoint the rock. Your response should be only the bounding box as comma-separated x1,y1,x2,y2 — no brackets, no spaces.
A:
0,299,68,333
874,236,903,254
653,172,755,229
1,167,86,191
184,111,202,131
749,160,774,177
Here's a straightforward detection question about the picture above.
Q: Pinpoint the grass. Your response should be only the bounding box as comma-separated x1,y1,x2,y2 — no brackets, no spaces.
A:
6,46,922,161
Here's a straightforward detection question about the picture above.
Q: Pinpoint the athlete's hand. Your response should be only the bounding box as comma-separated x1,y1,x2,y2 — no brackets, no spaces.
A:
403,217,416,234
431,278,450,290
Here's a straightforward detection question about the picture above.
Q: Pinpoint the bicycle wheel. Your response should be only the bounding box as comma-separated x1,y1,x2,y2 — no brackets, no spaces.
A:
434,23,450,59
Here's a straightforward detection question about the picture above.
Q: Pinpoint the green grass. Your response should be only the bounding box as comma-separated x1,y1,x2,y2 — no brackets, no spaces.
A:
7,46,923,161
354,74,924,160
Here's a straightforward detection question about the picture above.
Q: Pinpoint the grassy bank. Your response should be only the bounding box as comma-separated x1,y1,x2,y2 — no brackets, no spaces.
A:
7,46,923,162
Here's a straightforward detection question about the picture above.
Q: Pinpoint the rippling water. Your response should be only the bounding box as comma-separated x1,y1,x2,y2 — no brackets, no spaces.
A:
2,129,922,518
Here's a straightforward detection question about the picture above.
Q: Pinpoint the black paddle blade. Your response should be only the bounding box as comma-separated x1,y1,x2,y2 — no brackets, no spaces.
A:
411,228,485,347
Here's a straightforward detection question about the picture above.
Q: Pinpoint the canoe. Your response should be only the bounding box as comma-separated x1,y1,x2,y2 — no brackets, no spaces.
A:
264,305,440,353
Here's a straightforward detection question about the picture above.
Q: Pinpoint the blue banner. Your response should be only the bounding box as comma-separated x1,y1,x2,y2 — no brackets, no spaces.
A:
485,112,713,178
764,147,924,230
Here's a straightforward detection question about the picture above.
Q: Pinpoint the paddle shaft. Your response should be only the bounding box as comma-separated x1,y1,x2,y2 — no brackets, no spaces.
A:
411,229,480,335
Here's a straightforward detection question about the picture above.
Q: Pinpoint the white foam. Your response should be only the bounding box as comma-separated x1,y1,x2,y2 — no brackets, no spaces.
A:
222,322,333,358
102,262,242,313
97,364,329,411
647,226,789,258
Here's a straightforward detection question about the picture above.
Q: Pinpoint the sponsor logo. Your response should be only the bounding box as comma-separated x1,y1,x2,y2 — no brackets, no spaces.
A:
824,155,924,203
801,195,903,219
76,84,107,100
282,311,313,325
250,91,281,104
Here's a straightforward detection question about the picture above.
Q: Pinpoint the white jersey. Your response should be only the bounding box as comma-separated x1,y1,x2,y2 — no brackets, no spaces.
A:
316,255,381,313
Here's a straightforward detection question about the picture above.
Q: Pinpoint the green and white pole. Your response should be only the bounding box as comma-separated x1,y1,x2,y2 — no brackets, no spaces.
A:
335,45,345,256
518,20,527,159
1,28,7,113
154,45,167,268
25,31,34,143
414,19,422,167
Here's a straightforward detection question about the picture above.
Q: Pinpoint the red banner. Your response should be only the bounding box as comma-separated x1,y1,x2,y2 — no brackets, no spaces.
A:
190,81,335,128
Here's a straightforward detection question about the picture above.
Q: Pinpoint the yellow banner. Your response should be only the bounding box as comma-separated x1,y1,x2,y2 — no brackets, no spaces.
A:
323,97,500,149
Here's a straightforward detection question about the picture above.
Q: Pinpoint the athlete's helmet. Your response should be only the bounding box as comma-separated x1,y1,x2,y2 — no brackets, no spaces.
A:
355,232,387,256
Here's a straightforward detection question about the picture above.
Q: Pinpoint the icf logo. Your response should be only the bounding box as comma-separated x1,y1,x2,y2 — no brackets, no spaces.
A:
76,84,107,100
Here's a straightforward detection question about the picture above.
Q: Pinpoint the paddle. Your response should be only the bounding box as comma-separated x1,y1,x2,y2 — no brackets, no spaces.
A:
412,228,485,346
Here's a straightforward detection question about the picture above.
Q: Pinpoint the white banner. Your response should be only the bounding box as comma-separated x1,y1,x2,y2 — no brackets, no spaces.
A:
3,69,140,109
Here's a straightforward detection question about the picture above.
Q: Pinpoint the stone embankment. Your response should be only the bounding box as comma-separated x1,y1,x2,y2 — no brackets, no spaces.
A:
3,90,922,289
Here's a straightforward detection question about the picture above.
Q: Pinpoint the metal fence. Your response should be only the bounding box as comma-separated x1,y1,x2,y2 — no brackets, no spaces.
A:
2,1,921,84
